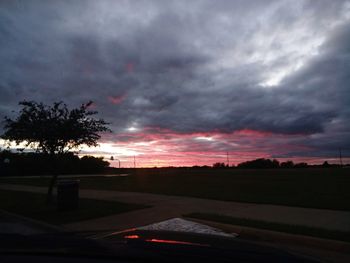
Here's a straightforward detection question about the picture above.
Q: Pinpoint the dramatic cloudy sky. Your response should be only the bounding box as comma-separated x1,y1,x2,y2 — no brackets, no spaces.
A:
1,0,350,167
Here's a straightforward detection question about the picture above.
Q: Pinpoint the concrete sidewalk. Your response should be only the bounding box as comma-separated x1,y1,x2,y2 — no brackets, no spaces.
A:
1,183,350,233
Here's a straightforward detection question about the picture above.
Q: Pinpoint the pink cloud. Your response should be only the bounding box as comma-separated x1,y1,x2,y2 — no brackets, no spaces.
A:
125,62,134,73
86,102,97,109
108,94,126,105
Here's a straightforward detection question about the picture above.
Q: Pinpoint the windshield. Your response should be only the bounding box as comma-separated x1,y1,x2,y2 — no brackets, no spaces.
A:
0,1,349,263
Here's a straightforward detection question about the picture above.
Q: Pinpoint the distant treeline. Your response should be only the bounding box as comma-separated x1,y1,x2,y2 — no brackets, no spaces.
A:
0,151,346,176
0,151,109,176
211,158,345,169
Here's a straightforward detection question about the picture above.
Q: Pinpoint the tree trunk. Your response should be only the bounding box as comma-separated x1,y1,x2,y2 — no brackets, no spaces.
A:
46,174,58,205
46,153,58,205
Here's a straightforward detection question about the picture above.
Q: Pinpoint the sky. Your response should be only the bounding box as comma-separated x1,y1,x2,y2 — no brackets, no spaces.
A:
0,0,350,167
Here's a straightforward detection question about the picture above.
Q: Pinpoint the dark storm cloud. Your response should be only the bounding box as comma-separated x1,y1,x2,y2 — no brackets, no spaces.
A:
278,22,350,155
1,0,350,157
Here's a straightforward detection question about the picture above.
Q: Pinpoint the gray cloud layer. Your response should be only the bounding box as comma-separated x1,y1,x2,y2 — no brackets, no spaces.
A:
1,0,350,157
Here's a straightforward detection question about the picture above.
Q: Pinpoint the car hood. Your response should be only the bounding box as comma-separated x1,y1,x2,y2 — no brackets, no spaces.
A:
100,228,322,262
0,229,321,263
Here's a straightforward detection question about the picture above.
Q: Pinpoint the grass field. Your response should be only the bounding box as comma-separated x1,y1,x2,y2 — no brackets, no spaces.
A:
0,190,148,225
1,168,349,211
185,212,350,243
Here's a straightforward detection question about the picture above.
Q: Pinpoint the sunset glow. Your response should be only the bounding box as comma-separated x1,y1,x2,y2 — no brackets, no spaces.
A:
1,1,349,167
76,128,349,167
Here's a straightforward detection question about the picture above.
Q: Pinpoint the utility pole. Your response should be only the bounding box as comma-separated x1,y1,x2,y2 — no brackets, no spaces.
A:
339,148,343,167
115,158,121,168
226,152,230,167
134,155,136,168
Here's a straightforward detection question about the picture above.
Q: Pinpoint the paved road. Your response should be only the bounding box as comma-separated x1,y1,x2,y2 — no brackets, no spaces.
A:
1,183,350,233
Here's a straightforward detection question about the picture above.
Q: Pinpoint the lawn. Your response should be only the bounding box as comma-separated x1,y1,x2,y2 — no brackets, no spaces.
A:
0,189,149,225
185,212,350,243
1,168,349,211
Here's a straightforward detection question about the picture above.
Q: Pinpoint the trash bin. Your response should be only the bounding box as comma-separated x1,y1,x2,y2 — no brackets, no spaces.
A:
57,179,79,211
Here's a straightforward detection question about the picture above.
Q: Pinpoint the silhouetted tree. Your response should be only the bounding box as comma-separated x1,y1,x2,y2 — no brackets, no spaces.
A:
294,162,308,168
237,158,279,169
213,162,227,168
322,161,330,168
280,160,294,168
272,159,280,168
1,101,110,204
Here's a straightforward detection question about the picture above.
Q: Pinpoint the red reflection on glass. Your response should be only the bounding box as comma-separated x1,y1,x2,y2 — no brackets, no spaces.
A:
124,235,140,239
146,238,209,247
